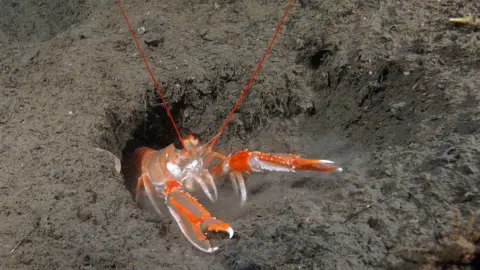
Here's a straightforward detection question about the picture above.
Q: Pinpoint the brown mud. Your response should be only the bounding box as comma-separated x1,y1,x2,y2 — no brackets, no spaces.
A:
1,0,479,269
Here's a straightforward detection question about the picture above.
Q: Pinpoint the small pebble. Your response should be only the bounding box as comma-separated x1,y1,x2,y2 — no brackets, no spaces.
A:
49,167,64,180
137,27,146,35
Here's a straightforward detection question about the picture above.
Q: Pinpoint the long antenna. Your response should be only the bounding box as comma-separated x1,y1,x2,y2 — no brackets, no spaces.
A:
208,0,296,149
114,0,186,150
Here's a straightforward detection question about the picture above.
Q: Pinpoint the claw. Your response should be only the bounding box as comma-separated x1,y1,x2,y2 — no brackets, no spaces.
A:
210,150,342,205
227,150,343,173
163,180,233,253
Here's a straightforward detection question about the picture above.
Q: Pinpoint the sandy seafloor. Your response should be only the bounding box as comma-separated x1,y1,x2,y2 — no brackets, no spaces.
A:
0,0,479,269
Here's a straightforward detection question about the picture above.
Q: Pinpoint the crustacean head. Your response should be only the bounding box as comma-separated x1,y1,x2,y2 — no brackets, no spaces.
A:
182,134,199,151
171,135,219,203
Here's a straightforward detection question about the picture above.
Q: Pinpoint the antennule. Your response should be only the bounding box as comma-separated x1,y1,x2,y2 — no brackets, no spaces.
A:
114,0,186,150
208,0,296,148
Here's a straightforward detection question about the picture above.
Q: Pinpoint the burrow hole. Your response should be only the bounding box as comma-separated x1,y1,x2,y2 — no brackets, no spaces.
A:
119,93,241,242
309,45,334,70
119,94,230,210
121,101,182,200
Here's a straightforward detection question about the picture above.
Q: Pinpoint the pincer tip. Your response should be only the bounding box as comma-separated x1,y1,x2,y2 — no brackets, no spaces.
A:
227,227,234,239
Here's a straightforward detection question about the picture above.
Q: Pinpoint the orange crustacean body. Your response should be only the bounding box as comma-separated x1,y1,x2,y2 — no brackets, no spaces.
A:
133,136,342,252
114,0,343,252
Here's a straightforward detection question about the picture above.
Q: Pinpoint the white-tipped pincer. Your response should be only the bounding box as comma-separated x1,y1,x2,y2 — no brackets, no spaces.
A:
226,227,234,239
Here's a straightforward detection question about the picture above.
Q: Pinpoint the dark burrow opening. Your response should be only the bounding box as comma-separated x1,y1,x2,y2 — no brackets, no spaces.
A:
118,88,231,205
309,46,335,70
119,88,240,245
120,95,184,200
